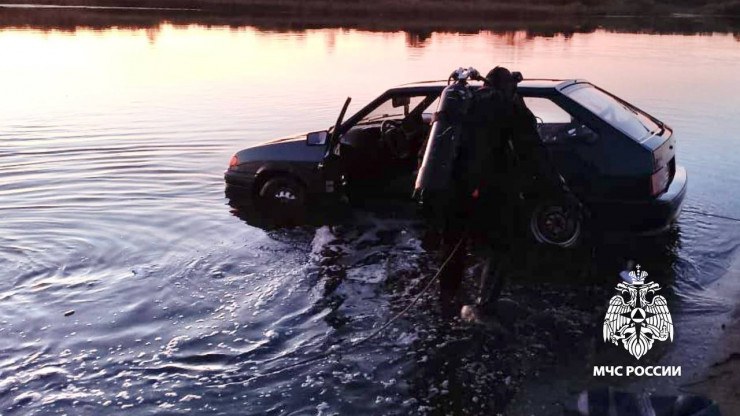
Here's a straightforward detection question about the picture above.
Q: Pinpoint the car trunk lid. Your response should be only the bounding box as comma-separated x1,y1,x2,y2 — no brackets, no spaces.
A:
643,127,676,196
562,83,677,198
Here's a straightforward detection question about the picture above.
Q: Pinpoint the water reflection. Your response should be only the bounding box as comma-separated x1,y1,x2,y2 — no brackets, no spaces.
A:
2,16,740,415
405,31,432,49
226,197,349,230
1,7,739,43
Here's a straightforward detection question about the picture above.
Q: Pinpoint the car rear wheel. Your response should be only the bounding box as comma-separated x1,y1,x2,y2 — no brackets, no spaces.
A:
529,200,582,248
259,176,306,212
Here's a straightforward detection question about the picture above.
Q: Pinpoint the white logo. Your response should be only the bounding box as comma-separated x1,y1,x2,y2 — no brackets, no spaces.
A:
603,265,673,359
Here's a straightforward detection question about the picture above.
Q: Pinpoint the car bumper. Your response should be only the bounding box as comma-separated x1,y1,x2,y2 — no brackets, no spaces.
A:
224,170,256,200
591,166,687,234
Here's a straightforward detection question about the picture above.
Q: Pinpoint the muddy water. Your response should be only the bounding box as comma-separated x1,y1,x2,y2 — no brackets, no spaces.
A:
1,18,740,415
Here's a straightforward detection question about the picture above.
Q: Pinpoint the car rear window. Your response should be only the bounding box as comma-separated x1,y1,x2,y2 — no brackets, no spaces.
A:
564,84,662,141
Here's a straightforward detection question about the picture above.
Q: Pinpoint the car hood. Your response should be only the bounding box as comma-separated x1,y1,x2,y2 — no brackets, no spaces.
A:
262,133,307,145
235,133,326,164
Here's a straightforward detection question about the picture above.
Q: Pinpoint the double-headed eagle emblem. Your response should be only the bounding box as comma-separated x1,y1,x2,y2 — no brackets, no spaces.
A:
603,265,673,359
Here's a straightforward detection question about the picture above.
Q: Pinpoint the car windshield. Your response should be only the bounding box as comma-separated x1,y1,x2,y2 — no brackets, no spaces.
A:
358,95,430,124
564,84,662,141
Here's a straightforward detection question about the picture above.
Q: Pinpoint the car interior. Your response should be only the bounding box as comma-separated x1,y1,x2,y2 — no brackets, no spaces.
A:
339,93,438,199
337,92,597,201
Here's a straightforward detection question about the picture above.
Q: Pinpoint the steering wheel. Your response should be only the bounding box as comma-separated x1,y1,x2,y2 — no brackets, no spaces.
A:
535,116,544,131
381,119,411,159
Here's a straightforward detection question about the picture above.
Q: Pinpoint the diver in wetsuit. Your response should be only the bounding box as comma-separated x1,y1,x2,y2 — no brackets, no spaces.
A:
470,67,562,312
436,67,571,317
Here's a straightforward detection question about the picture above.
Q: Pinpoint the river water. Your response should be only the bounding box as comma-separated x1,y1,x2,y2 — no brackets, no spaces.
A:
1,14,740,415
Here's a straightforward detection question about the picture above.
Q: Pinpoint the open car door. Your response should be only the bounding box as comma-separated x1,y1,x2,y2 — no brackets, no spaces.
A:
319,97,351,196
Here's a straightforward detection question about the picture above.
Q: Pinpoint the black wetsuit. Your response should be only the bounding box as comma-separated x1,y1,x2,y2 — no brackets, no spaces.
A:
437,85,563,312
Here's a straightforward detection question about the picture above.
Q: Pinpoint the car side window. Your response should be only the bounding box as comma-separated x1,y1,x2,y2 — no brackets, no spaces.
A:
523,96,599,144
359,95,429,124
424,96,440,115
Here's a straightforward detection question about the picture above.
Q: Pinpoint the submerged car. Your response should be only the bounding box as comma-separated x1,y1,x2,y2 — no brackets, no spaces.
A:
225,79,687,247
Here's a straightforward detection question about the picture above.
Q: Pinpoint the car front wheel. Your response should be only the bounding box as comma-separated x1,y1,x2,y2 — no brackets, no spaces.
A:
259,176,306,212
529,200,582,248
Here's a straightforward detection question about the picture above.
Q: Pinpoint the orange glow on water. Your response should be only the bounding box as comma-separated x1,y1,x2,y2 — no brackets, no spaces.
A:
1,24,738,138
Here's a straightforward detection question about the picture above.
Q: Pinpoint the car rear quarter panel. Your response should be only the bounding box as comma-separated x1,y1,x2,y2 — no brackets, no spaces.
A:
548,93,654,199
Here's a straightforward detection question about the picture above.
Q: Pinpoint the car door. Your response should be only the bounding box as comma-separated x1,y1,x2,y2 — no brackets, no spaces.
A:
522,95,602,196
336,92,438,201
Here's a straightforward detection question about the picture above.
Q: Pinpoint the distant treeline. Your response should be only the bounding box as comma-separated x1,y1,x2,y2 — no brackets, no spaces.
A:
2,6,739,39
1,0,740,17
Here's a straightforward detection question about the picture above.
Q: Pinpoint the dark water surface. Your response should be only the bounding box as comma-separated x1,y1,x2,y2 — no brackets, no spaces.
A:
1,18,740,415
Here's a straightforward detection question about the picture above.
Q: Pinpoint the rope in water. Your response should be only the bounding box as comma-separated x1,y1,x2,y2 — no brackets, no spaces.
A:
229,207,738,385
240,238,465,383
683,208,740,223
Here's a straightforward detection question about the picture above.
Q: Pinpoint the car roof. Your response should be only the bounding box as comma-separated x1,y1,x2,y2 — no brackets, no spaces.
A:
388,79,585,95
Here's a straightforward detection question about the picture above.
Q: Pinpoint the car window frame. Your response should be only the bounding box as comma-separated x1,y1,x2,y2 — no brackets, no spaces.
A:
560,83,665,143
354,93,438,126
339,90,441,132
519,91,606,145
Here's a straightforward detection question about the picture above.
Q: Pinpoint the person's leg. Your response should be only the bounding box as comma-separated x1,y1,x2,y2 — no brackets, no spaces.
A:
476,247,494,306
439,231,466,316
485,255,509,307
476,190,526,311
476,247,509,313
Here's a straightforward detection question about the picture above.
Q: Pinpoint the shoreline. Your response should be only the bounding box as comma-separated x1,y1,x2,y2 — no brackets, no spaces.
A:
1,5,739,35
1,0,739,19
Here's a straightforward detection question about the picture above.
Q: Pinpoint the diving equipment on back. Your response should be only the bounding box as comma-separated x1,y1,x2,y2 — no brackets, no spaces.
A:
414,67,482,201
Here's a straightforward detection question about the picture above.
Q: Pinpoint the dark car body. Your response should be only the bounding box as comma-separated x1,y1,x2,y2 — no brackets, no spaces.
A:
225,79,687,236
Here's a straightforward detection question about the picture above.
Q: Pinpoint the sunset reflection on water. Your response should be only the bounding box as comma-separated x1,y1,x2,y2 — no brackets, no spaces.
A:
2,24,738,133
1,19,740,415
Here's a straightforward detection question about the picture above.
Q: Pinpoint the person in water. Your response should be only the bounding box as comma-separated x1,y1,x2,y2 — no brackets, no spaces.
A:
436,66,572,318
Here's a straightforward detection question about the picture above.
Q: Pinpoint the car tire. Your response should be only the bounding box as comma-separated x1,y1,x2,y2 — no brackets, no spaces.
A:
258,176,306,212
529,200,582,248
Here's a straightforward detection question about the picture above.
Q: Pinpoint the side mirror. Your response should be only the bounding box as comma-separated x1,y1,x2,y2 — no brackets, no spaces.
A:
307,130,329,146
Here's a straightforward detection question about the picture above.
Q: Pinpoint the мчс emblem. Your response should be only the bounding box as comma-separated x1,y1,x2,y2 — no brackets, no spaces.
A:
603,265,673,359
